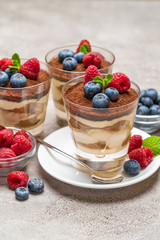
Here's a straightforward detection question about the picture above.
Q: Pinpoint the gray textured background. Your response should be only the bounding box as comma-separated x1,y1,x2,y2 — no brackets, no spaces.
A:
0,0,160,239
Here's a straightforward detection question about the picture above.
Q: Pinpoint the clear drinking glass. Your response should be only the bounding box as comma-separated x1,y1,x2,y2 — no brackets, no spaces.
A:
0,60,51,136
62,76,140,178
45,45,115,126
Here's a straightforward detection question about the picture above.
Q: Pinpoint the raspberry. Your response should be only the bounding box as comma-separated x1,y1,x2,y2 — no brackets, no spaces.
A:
11,135,32,156
0,58,13,71
76,39,92,53
83,52,101,68
20,58,40,79
7,171,29,190
107,73,131,93
14,130,31,142
0,129,14,147
0,148,17,160
128,135,143,154
129,147,153,168
84,65,103,85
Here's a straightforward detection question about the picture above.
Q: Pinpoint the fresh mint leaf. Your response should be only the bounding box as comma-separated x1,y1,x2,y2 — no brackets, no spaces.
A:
142,136,160,157
79,43,90,54
9,53,21,71
104,74,113,87
93,76,103,85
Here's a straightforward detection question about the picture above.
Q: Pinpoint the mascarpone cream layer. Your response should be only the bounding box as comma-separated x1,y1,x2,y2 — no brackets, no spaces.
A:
70,110,136,128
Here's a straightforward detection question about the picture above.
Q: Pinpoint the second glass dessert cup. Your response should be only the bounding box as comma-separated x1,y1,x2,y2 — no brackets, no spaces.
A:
62,76,140,178
45,45,115,126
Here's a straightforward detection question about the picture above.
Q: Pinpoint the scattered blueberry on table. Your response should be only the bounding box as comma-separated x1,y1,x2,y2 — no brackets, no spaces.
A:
28,178,44,193
137,88,160,115
15,187,29,201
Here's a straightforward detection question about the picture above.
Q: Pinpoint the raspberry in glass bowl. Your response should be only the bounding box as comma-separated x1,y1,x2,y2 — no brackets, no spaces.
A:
0,126,36,176
0,54,51,136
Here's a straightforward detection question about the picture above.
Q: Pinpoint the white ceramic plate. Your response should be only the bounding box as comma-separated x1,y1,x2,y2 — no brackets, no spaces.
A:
38,127,160,189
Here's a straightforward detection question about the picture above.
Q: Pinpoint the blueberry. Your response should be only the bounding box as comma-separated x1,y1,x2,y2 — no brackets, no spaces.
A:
74,52,85,63
105,87,119,101
10,73,26,88
136,105,149,115
149,105,160,115
141,97,153,107
5,68,18,78
84,81,102,99
139,89,146,102
28,178,44,193
0,71,9,87
93,93,110,108
138,102,143,108
15,187,29,201
155,95,160,105
124,160,140,175
58,49,74,62
62,57,77,71
145,88,158,102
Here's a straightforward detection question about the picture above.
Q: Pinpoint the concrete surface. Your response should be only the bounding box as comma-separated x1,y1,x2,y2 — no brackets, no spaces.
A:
0,0,160,240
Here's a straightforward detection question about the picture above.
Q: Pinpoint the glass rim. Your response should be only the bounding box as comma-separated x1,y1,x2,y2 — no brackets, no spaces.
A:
0,127,36,162
62,76,140,112
0,58,51,91
45,44,115,74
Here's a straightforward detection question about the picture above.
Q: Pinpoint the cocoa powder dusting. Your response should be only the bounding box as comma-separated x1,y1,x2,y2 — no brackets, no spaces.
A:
0,70,50,102
64,82,139,121
65,82,138,108
49,55,112,82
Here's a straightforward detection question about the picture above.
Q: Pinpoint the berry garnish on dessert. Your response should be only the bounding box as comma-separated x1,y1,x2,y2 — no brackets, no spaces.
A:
76,39,92,53
93,93,110,108
7,171,29,190
83,52,101,68
0,58,13,71
58,49,74,62
104,87,119,102
15,187,29,200
28,178,44,193
107,73,131,93
10,73,26,88
84,65,103,84
137,88,160,115
0,71,9,87
74,52,85,63
84,81,102,99
63,57,77,71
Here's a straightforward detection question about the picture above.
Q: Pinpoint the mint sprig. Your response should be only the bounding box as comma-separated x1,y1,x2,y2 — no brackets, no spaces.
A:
79,43,90,54
93,74,113,88
9,53,21,72
142,136,160,157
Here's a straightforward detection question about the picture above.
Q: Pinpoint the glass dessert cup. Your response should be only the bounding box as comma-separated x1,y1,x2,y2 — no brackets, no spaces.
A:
0,60,51,136
0,128,36,176
62,76,140,178
45,45,115,126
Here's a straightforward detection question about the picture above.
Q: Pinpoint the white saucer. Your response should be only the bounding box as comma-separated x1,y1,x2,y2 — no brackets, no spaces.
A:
38,127,160,189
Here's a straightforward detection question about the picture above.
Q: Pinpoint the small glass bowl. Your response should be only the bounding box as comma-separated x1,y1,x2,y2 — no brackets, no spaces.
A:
134,114,160,133
0,128,36,176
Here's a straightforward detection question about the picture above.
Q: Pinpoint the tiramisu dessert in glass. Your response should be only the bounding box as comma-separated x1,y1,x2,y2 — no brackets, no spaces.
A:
45,39,115,126
0,54,51,136
63,66,140,178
